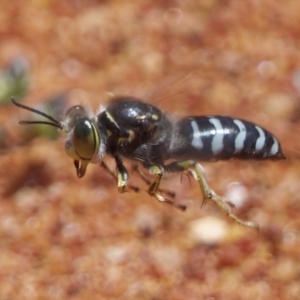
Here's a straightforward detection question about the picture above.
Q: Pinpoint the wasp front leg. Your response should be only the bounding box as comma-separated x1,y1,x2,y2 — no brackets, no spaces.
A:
99,161,139,193
164,160,258,230
113,154,130,193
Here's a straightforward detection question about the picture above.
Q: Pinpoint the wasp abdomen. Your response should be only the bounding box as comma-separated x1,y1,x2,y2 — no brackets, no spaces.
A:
170,116,285,161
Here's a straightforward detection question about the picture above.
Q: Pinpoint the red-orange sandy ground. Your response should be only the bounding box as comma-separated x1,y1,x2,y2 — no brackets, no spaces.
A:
1,1,300,299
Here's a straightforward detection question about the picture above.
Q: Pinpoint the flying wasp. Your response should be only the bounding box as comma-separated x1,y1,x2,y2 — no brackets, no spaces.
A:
11,96,285,229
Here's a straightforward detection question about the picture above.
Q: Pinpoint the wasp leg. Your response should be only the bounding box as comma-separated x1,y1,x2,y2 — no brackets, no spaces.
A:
163,160,258,230
111,154,130,193
100,161,139,193
131,164,175,198
146,165,185,210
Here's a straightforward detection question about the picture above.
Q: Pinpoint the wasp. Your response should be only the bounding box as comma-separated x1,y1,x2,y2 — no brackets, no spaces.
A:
11,96,285,229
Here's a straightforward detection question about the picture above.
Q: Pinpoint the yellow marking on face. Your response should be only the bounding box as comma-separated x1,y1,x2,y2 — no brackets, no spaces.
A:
151,114,159,120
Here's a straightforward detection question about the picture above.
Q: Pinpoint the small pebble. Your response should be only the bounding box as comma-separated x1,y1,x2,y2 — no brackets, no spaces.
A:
188,216,229,244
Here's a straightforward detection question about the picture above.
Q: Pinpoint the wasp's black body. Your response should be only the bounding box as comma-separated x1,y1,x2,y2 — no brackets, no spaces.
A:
12,96,285,229
99,97,284,164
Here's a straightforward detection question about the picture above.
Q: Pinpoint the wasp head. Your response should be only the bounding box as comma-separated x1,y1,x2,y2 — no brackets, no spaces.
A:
11,98,101,178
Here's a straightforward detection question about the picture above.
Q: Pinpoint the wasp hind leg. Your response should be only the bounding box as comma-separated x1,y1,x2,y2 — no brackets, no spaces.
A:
164,160,258,230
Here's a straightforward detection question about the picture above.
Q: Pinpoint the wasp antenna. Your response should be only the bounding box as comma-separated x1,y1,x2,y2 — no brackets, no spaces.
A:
11,97,63,129
19,120,62,129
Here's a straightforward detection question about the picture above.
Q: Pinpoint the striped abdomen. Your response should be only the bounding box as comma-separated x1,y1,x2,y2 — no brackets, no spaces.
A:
170,116,285,161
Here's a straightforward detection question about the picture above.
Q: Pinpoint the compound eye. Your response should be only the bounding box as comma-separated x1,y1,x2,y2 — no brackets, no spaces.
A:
72,119,98,160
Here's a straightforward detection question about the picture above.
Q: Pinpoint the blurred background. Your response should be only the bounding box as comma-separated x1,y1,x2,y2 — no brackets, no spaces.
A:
0,1,300,299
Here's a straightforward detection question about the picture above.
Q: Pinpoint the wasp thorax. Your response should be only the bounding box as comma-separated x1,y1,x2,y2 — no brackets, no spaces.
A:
72,119,97,160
